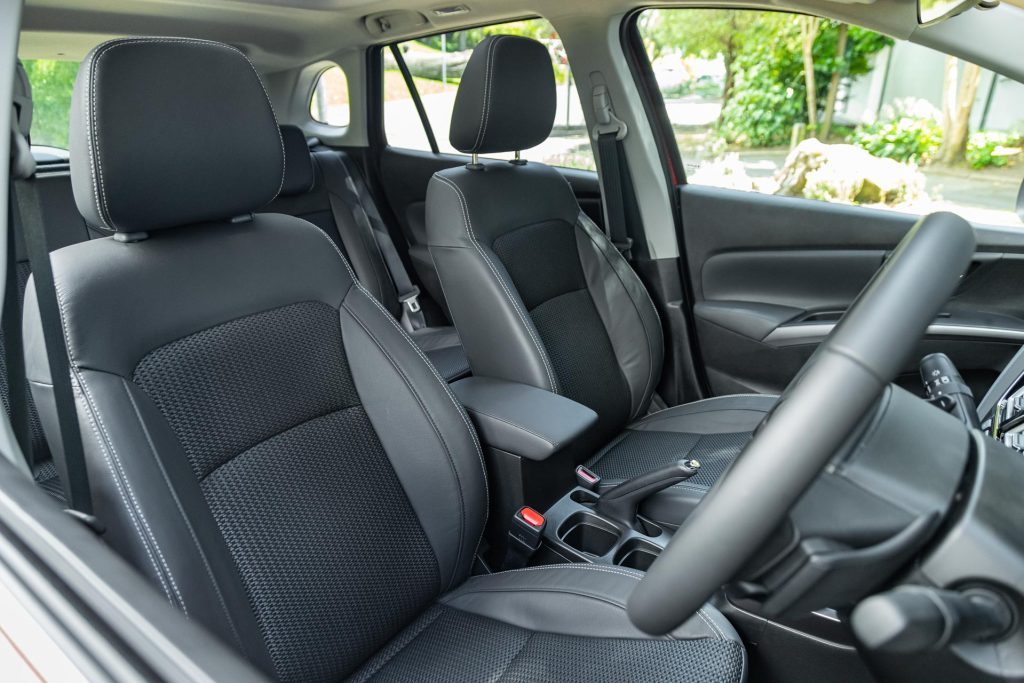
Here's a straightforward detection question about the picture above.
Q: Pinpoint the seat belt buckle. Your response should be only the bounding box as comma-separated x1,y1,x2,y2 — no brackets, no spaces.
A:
398,286,421,314
575,465,602,491
504,506,545,569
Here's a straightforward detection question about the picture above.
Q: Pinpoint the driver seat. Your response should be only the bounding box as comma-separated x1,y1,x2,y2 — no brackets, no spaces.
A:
425,36,777,525
24,38,746,681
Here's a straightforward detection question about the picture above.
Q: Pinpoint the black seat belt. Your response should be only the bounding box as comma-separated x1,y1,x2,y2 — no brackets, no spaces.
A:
320,153,427,331
591,82,634,258
3,183,31,474
10,179,95,520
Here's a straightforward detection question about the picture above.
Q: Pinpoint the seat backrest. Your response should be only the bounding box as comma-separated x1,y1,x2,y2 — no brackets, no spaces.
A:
24,38,486,682
426,35,664,449
265,125,405,318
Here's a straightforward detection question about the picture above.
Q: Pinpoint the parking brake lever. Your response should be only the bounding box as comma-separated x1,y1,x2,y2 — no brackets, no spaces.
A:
595,459,701,531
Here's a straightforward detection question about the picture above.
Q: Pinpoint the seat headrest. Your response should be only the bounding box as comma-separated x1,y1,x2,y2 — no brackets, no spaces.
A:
13,60,33,139
278,124,315,196
69,38,284,233
449,35,556,156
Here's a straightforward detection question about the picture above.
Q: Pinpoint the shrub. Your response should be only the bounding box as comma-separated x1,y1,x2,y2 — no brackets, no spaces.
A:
966,131,1023,169
849,98,942,165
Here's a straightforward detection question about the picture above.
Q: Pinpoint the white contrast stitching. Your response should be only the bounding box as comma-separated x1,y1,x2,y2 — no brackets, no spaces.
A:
474,36,507,153
304,222,490,551
697,608,729,641
465,407,556,449
432,174,560,393
84,37,285,229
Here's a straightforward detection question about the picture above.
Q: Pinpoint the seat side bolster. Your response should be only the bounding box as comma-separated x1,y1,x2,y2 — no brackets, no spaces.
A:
440,564,742,643
575,212,664,421
60,369,276,674
341,288,488,590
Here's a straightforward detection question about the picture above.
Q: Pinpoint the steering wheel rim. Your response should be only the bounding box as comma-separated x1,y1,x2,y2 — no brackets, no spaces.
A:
627,211,977,635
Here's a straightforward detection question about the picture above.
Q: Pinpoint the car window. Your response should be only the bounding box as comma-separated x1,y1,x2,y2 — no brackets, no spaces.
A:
384,19,595,171
637,9,1024,227
21,59,79,150
310,65,351,127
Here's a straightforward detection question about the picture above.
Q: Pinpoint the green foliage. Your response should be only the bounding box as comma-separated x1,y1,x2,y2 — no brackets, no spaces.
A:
21,59,79,149
965,131,1023,169
642,11,892,148
849,99,943,164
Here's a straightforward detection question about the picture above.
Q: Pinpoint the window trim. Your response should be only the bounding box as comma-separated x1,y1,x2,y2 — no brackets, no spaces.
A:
308,62,352,128
387,44,439,153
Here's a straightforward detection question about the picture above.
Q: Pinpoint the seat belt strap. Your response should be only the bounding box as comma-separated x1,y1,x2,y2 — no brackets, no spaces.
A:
321,153,426,331
591,82,633,258
3,183,31,476
12,181,94,516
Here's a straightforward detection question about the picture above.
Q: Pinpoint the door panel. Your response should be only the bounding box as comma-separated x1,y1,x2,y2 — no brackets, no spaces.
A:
378,146,603,311
681,184,1024,397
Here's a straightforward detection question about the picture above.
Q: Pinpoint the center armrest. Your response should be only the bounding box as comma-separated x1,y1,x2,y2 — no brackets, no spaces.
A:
451,377,598,461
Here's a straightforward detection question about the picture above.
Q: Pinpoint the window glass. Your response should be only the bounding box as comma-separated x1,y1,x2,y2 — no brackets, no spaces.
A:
384,19,595,170
21,59,79,150
310,65,351,127
637,9,1024,226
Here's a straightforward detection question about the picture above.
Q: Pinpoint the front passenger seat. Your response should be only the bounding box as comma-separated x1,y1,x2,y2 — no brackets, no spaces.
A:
24,37,745,682
426,36,777,525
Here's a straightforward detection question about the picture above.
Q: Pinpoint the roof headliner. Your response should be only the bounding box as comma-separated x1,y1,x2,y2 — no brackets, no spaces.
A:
17,0,1024,84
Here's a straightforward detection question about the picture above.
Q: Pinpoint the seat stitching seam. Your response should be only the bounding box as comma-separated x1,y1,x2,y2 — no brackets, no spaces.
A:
577,212,661,420
696,608,729,641
432,174,560,392
343,298,461,591
86,37,285,229
478,36,509,152
75,371,186,612
119,377,247,652
473,36,503,152
51,273,183,610
303,221,490,558
496,630,534,682
463,407,556,449
359,607,446,681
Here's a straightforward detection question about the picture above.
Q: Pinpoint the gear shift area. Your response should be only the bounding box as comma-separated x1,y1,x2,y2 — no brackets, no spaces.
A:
538,460,702,570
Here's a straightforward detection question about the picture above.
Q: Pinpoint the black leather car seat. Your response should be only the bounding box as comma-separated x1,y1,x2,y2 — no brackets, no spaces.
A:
426,36,777,525
265,125,470,381
23,37,745,682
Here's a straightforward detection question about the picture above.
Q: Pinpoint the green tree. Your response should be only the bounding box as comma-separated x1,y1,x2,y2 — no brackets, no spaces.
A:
717,14,891,147
21,59,79,149
640,9,762,109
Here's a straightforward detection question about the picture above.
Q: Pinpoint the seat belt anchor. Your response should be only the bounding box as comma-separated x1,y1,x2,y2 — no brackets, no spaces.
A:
590,84,628,142
398,286,421,314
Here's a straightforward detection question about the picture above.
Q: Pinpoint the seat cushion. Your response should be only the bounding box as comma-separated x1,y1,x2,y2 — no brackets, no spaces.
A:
351,564,745,682
587,395,777,527
411,325,471,382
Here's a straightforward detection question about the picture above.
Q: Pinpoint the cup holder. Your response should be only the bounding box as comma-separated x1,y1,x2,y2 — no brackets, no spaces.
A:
569,489,599,506
558,512,620,557
614,538,662,571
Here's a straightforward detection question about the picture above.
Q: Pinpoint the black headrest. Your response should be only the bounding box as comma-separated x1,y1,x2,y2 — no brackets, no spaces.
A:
69,38,284,233
13,60,33,138
278,125,315,196
10,61,35,180
449,35,556,155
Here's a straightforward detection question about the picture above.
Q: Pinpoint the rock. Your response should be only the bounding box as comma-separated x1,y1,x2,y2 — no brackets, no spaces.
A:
775,139,925,206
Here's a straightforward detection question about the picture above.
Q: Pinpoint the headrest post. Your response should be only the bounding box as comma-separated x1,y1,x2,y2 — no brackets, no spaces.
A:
510,150,526,166
467,152,484,171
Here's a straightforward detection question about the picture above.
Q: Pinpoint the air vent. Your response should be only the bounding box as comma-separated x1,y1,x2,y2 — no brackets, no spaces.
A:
432,5,471,17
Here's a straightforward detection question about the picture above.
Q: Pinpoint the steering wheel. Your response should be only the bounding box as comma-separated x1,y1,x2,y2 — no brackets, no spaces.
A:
628,211,977,635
